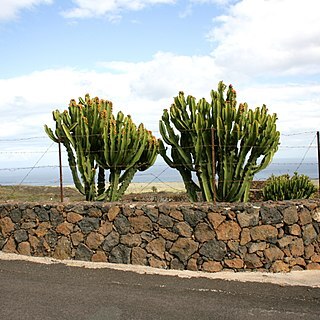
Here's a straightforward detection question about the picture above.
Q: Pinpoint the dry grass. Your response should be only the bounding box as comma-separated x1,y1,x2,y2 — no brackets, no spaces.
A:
0,182,186,203
1,180,318,203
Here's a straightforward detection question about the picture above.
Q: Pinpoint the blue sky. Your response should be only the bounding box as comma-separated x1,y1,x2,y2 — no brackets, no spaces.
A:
1,1,221,76
0,0,320,172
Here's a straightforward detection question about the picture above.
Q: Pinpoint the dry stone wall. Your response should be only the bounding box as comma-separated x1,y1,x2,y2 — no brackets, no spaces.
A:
1,200,320,272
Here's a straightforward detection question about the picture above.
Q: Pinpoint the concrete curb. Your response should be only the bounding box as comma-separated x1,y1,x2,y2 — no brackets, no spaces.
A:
1,251,319,288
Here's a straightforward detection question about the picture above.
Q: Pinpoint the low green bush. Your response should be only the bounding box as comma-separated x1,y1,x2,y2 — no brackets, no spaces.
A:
262,172,317,201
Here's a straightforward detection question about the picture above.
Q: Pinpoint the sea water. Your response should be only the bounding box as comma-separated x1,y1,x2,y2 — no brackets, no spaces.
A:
0,157,318,186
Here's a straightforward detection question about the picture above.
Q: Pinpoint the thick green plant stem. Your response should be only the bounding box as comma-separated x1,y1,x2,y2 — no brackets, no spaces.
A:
97,166,105,197
159,81,280,202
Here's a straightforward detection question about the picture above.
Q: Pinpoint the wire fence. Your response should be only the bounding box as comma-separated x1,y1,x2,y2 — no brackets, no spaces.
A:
0,131,319,196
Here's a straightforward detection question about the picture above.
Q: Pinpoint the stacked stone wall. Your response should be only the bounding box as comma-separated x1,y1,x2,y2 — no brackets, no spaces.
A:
1,200,320,272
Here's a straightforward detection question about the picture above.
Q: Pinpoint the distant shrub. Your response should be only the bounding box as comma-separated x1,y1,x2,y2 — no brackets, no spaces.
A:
262,172,317,201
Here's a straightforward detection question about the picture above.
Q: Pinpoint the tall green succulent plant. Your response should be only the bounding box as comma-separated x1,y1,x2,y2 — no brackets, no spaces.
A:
45,94,158,201
159,81,280,202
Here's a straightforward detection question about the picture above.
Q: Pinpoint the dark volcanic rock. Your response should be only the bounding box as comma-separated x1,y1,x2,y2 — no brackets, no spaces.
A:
181,208,206,227
260,206,283,225
114,214,130,235
109,244,131,264
75,243,93,261
199,240,227,261
78,217,99,234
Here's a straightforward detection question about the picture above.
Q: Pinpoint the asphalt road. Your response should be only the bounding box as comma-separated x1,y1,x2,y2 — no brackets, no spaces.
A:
0,259,319,320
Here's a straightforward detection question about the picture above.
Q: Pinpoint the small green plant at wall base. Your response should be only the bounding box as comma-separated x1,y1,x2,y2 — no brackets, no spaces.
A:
262,172,317,201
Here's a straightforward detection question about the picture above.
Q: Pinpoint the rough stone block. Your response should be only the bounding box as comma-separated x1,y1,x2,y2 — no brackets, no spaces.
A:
107,206,120,222
299,209,312,225
302,224,317,245
224,258,244,269
75,243,93,261
282,206,298,225
159,228,179,241
158,214,174,228
169,209,184,221
17,242,31,256
53,237,71,260
182,208,206,227
109,244,131,264
250,225,278,241
289,238,304,257
260,206,283,225
67,212,83,224
86,232,104,250
131,247,147,266
2,237,17,253
173,222,193,238
237,210,259,228
306,263,320,270
14,229,28,243
78,217,99,234
248,242,267,253
202,261,222,272
148,256,166,269
216,221,241,241
146,237,166,259
114,214,130,235
194,223,215,243
0,217,15,236
92,251,108,262
102,231,120,252
270,260,290,273
71,231,84,246
120,234,142,247
244,253,263,269
170,238,198,262
129,216,153,233
199,239,226,261
187,258,198,271
240,228,251,245
207,212,226,229
264,246,284,262
56,222,73,236
170,258,184,270
288,224,301,236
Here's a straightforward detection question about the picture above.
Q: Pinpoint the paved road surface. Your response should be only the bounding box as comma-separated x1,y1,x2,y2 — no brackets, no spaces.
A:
0,259,319,320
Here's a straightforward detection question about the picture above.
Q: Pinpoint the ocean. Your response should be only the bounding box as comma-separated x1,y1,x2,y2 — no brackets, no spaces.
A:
0,158,318,186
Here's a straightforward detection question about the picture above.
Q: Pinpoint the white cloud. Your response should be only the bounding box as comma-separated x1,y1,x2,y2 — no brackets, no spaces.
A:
0,52,318,145
0,0,53,21
62,0,176,20
102,52,222,100
208,0,320,77
0,54,222,139
237,83,320,133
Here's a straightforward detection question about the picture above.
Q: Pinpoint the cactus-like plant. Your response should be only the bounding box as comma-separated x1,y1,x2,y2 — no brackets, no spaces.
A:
262,172,317,201
45,94,158,201
159,81,280,202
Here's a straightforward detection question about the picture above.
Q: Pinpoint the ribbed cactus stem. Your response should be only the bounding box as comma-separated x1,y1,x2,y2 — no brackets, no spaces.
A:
159,81,280,202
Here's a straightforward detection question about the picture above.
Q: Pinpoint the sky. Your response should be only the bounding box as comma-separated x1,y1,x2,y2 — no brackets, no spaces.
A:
0,0,320,179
